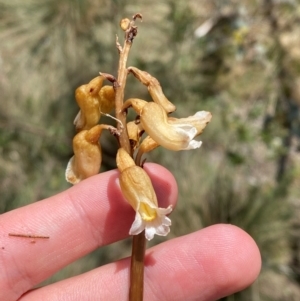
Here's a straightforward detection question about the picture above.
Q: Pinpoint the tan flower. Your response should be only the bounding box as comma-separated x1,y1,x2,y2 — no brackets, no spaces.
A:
116,148,172,240
123,98,212,151
74,75,116,132
74,76,104,132
66,124,114,184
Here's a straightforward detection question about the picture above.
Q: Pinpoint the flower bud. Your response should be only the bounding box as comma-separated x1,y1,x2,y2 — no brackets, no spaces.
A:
116,148,172,240
120,18,130,31
128,66,176,113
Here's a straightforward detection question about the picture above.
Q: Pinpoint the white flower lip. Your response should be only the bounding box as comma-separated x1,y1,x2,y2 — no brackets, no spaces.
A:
169,110,212,136
130,205,173,241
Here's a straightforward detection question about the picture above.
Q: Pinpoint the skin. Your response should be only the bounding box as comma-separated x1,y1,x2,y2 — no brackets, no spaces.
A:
0,164,261,301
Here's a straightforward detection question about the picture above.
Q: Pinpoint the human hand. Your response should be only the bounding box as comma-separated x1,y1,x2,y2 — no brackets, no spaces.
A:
0,164,261,301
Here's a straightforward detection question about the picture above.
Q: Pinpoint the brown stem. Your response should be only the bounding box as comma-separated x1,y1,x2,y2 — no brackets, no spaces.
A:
129,231,146,301
114,14,146,301
115,41,132,154
115,14,142,155
128,144,148,301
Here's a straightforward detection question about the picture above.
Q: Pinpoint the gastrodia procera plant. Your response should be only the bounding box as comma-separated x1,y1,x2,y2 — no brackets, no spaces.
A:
65,43,211,241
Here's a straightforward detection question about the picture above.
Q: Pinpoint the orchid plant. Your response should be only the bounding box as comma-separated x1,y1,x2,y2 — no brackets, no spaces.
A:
65,14,211,301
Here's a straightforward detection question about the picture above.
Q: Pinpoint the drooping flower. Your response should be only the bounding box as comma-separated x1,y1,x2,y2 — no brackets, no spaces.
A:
122,98,212,151
66,124,115,184
74,76,104,132
116,148,172,240
74,76,116,132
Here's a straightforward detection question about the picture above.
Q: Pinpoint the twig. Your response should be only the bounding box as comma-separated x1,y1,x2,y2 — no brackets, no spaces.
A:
8,233,50,239
100,111,124,130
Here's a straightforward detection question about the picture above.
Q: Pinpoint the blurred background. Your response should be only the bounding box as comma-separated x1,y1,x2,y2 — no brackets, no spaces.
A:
1,0,300,299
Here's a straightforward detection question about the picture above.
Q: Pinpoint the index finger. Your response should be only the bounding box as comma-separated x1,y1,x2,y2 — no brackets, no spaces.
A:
0,163,177,301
